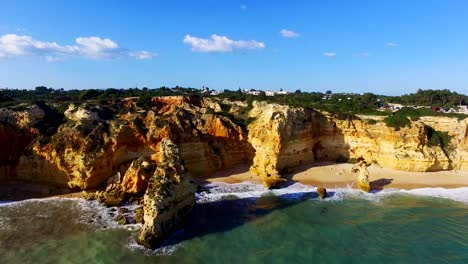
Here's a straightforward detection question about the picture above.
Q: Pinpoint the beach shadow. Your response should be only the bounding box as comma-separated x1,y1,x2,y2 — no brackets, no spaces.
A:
278,161,348,189
159,190,336,248
0,181,74,201
370,178,394,192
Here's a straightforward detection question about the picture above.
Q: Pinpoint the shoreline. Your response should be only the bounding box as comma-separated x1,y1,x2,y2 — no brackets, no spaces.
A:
203,163,468,190
2,163,468,203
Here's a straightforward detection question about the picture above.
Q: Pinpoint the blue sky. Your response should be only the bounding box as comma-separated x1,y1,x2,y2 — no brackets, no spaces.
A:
1,0,468,95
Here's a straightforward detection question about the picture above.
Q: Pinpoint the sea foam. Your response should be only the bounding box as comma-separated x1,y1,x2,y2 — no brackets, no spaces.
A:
196,181,468,205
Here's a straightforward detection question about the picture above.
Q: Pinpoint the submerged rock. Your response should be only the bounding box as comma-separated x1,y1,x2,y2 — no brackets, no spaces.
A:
317,187,327,199
118,207,129,214
137,139,196,249
115,213,128,225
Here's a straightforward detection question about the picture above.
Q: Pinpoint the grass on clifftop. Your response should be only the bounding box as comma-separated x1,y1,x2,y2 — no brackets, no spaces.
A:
384,107,467,131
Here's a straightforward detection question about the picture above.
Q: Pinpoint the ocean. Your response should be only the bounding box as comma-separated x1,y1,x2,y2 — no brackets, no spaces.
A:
1,182,468,263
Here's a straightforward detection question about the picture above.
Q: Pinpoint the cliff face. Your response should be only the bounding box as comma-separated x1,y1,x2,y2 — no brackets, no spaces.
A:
246,101,467,187
344,120,452,172
0,97,252,190
1,98,467,190
247,102,337,187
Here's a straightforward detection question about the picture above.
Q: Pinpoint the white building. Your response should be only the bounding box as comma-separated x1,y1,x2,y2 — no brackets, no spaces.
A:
458,105,468,113
265,90,290,96
243,89,261,96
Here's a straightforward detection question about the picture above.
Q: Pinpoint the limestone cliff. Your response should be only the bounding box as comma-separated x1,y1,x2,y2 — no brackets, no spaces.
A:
138,139,196,248
1,96,468,247
247,102,332,188
245,101,468,187
1,97,467,190
0,97,252,190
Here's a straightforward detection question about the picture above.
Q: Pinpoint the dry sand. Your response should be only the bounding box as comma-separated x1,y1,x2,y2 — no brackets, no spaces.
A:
204,163,468,190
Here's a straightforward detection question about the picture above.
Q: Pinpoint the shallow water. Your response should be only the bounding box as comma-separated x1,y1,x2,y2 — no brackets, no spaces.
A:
1,183,468,263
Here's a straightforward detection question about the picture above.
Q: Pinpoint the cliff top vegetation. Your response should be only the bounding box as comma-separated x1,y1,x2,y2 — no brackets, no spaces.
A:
1,86,467,121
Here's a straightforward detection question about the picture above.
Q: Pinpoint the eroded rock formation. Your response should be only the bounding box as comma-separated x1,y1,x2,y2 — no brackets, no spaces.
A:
352,158,371,192
138,139,196,248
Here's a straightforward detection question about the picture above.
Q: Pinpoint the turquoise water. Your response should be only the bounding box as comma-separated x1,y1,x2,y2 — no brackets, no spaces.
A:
1,183,468,263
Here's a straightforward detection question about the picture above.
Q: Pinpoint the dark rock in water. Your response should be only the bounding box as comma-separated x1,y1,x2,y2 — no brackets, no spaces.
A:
118,207,129,214
115,213,128,225
317,187,327,199
134,207,144,224
110,208,117,212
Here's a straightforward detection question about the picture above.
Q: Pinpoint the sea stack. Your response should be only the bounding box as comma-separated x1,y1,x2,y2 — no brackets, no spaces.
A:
317,187,327,199
138,139,196,249
353,158,371,192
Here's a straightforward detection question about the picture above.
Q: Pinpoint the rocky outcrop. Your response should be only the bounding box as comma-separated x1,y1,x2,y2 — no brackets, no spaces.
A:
138,139,196,248
333,117,455,172
121,157,156,194
317,187,327,199
352,159,371,192
0,99,252,190
247,102,347,188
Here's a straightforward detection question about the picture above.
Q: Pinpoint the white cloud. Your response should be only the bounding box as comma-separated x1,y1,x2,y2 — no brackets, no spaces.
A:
129,50,155,59
353,52,371,57
75,36,119,58
183,34,265,53
387,42,398,47
323,52,336,57
45,56,63,62
280,29,300,38
0,34,154,61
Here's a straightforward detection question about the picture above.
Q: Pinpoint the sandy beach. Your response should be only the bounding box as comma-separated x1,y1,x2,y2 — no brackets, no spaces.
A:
204,163,468,190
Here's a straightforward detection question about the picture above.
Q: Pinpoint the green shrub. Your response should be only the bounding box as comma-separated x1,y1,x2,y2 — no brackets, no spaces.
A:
79,89,103,101
426,126,452,150
383,113,410,130
205,108,215,115
220,103,232,113
365,119,377,125
136,94,152,108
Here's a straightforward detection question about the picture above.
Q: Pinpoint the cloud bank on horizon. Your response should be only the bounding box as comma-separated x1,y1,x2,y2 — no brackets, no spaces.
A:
0,34,155,61
183,34,265,53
